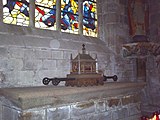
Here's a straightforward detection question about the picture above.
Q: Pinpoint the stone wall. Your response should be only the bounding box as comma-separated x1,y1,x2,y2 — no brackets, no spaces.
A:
1,95,141,120
100,0,137,82
0,23,113,87
147,0,160,105
0,0,136,87
140,0,160,115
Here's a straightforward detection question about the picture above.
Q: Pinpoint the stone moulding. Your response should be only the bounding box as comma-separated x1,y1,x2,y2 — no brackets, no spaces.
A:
122,42,160,58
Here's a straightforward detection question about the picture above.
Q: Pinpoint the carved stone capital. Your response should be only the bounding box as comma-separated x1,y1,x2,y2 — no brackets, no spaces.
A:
122,42,160,58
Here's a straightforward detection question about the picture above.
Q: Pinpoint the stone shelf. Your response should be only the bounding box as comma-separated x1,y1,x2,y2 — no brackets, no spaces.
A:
0,82,146,110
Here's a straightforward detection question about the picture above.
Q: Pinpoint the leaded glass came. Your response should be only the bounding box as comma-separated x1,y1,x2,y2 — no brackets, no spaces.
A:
35,0,56,30
61,0,79,34
83,0,97,37
3,0,29,26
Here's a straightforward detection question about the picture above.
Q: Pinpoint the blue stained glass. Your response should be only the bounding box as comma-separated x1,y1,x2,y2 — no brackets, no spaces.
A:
35,0,56,30
83,0,97,37
61,0,79,34
3,0,29,26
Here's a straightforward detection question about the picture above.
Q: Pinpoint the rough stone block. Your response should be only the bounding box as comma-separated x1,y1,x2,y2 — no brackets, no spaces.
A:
24,49,36,60
71,101,95,117
0,34,25,47
150,14,160,25
2,106,20,120
107,98,120,108
23,36,52,48
5,71,35,86
95,100,106,113
63,51,75,60
0,47,8,58
107,3,119,12
152,94,160,106
51,50,64,60
56,60,70,70
47,106,70,120
124,114,141,120
128,104,141,116
104,13,119,24
8,58,23,71
122,95,133,105
23,59,42,70
112,107,128,120
42,60,56,70
70,114,89,120
35,49,52,59
122,94,141,105
21,109,46,120
38,70,61,79
88,112,112,120
0,58,8,71
150,26,158,36
8,47,25,59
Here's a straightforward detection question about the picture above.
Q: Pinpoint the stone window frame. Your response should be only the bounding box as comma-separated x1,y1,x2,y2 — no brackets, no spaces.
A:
1,0,98,37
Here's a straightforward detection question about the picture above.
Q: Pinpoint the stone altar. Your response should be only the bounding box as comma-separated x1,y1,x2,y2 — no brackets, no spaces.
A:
0,82,146,120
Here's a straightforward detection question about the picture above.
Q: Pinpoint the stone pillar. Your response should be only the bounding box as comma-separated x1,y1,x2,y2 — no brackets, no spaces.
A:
78,0,83,35
136,58,146,82
0,0,3,23
127,0,149,82
29,0,35,27
56,0,61,31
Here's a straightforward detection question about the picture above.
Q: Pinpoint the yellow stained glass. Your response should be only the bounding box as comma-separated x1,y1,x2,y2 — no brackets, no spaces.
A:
61,0,79,34
3,0,29,26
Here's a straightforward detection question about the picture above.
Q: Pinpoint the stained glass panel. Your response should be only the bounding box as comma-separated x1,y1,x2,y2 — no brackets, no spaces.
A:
61,0,79,34
3,0,29,26
83,0,97,37
35,0,56,30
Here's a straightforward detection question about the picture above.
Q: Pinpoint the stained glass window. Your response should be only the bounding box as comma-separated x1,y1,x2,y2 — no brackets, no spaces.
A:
83,0,97,37
61,0,79,34
3,0,29,26
2,0,98,37
35,0,56,30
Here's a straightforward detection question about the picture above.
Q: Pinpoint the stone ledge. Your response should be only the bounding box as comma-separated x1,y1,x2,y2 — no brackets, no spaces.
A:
0,82,146,110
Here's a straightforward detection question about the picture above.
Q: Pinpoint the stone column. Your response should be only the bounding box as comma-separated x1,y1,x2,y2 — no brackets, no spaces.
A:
78,0,83,35
0,0,3,23
56,0,61,31
29,0,35,27
136,58,146,82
